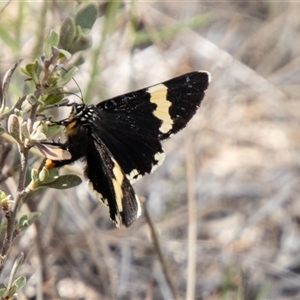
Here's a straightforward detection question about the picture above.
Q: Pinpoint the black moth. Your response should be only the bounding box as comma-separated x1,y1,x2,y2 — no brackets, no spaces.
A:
46,71,211,227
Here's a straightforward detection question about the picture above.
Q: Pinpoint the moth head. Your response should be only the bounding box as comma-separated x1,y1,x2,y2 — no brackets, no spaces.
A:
71,103,85,117
69,103,95,124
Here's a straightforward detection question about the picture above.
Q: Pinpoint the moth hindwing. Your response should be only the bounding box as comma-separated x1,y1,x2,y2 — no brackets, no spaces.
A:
46,70,211,227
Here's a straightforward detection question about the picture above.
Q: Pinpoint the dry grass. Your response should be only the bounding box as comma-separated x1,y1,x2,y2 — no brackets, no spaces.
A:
1,1,300,299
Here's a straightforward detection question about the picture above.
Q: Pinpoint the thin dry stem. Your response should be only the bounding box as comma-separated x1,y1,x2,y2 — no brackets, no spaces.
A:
143,197,180,300
185,130,197,300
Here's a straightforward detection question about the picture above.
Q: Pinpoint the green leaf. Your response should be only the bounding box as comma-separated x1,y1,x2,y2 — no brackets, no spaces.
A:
0,127,4,135
75,3,98,29
42,94,65,107
57,66,78,86
6,253,25,296
38,168,48,182
18,215,30,230
20,66,31,77
59,16,76,50
31,168,39,182
24,60,40,84
18,212,41,230
39,167,59,185
44,123,62,137
69,29,91,54
8,276,26,295
57,48,72,60
29,166,59,190
0,288,6,297
13,276,26,292
43,174,82,189
45,30,59,58
47,72,60,87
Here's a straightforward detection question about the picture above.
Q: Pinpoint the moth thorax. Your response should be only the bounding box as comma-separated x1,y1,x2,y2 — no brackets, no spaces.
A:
72,104,96,123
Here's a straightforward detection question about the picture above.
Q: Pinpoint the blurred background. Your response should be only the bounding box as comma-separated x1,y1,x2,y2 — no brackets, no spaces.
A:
1,1,300,299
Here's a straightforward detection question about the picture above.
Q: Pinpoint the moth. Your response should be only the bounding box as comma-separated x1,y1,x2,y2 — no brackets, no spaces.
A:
46,71,211,227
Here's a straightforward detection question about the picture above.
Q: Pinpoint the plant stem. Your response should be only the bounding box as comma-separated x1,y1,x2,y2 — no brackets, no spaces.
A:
0,146,29,276
185,130,197,300
143,198,180,299
0,105,38,276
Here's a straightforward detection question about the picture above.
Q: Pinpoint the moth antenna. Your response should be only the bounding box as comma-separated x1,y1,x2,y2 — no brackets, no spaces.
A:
71,77,84,103
60,67,84,103
40,67,84,111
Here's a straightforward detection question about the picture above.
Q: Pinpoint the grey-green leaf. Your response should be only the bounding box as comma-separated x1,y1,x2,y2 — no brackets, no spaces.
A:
0,288,6,297
45,30,59,58
19,212,40,230
57,48,72,60
24,60,40,83
44,123,61,137
42,94,65,107
59,16,76,50
75,3,98,29
44,174,82,189
69,30,91,54
57,66,78,86
10,276,26,294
